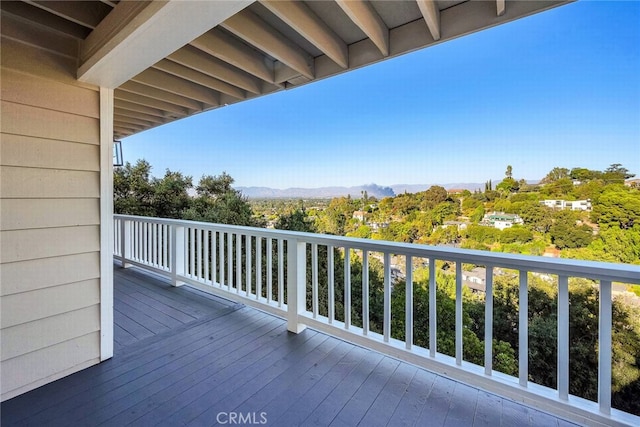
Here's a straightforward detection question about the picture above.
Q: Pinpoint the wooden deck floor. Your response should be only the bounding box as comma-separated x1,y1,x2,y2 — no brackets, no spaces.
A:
1,266,581,427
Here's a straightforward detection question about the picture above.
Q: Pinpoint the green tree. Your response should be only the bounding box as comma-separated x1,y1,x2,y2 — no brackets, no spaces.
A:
113,160,155,216
152,169,192,218
549,211,593,249
591,187,640,229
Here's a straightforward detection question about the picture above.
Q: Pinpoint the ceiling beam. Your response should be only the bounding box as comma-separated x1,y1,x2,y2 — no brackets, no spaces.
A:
114,114,156,128
336,0,389,57
119,81,203,111
26,0,109,29
190,29,275,84
0,1,90,39
261,0,348,69
416,0,441,41
114,90,191,117
113,121,146,132
114,99,166,118
114,108,166,124
497,0,506,16
131,68,220,107
78,0,252,88
153,59,246,100
167,46,261,95
221,10,314,80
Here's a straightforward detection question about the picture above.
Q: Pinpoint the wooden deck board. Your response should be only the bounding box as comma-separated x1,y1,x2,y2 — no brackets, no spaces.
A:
1,266,582,427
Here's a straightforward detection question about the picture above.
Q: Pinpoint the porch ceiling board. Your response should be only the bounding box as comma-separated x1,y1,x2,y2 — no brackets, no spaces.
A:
5,0,572,137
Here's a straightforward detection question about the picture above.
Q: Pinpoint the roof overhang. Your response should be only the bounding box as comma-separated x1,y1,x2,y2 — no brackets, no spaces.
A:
1,0,573,139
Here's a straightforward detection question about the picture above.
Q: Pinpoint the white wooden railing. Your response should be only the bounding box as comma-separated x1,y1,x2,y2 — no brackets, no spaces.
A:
113,215,640,426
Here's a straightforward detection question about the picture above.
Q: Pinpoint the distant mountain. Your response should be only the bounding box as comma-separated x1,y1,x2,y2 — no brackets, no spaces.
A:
391,183,485,194
237,183,395,199
238,180,540,199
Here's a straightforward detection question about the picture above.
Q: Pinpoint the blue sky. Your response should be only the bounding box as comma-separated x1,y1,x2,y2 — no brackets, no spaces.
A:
122,1,640,189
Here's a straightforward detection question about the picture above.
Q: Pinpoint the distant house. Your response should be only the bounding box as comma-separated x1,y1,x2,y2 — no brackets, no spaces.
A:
462,267,486,293
441,221,469,231
625,178,640,188
447,189,465,195
370,222,389,231
352,210,367,221
541,199,592,211
481,212,524,230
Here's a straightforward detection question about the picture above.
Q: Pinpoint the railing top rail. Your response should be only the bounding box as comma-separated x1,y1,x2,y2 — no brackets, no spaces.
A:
114,214,640,284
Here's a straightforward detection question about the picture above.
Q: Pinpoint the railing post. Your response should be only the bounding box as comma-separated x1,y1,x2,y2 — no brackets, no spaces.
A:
171,224,185,287
286,238,307,333
120,219,132,268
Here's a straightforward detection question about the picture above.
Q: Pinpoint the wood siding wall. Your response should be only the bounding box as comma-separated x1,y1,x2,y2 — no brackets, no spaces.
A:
0,12,102,401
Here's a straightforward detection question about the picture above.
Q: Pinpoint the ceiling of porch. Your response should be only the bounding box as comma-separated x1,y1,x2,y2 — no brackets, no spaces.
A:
1,0,569,139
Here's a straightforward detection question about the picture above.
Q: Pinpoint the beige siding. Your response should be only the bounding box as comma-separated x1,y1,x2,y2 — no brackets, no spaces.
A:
1,333,101,398
0,199,100,231
1,134,100,170
0,166,99,199
1,16,103,401
0,252,100,296
1,306,100,360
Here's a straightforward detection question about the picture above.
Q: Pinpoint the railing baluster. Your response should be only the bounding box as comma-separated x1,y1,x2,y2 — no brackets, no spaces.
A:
204,230,209,283
151,223,156,267
456,262,463,366
328,245,334,324
267,238,273,303
406,255,413,350
344,247,351,330
519,270,528,387
558,275,569,401
599,280,612,415
219,232,225,288
143,221,148,263
429,257,436,357
197,228,202,279
485,266,494,375
211,230,217,284
236,233,242,293
256,236,262,300
383,252,391,343
189,227,195,278
227,232,233,289
362,250,369,336
163,224,168,270
312,243,318,318
278,239,284,307
246,235,251,297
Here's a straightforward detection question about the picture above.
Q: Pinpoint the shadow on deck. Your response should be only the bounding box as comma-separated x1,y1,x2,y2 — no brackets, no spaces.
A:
1,266,580,426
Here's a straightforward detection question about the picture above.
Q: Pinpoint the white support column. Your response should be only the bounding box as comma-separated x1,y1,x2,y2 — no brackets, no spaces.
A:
286,239,307,333
99,87,114,361
598,280,612,415
171,225,185,287
519,270,529,387
119,218,132,268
